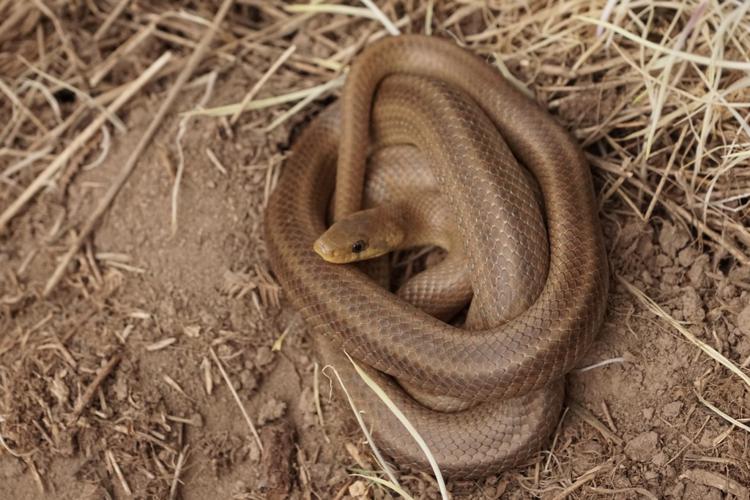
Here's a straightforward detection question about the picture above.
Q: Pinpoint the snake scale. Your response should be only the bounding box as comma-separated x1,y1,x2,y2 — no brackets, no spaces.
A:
265,35,609,477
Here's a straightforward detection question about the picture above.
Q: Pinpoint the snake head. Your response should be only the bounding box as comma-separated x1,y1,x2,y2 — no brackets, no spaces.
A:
313,207,404,264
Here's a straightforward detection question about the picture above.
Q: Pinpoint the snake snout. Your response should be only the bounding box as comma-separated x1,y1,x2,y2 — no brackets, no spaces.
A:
313,236,358,263
313,238,334,260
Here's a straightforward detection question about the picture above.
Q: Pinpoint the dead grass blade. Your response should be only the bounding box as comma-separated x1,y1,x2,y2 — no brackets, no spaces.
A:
345,353,448,500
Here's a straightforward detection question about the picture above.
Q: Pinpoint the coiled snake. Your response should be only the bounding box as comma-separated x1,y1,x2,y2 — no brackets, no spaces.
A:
265,35,608,478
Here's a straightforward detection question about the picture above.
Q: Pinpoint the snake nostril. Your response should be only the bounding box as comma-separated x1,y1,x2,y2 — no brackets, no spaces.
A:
313,239,331,257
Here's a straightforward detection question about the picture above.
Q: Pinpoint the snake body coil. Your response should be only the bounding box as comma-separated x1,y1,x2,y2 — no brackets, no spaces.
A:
265,35,609,477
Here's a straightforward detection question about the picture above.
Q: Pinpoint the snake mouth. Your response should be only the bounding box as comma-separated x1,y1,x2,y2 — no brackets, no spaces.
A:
314,236,376,264
313,237,353,263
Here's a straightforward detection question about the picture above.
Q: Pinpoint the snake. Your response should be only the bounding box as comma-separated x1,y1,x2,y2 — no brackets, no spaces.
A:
264,35,609,477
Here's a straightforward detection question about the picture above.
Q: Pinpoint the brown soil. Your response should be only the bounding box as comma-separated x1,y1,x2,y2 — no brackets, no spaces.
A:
1,1,749,499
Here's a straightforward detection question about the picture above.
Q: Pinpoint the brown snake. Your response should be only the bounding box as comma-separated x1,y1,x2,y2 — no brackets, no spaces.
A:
265,35,609,477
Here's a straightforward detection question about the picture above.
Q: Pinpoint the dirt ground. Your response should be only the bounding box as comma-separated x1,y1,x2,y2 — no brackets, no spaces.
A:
1,1,750,499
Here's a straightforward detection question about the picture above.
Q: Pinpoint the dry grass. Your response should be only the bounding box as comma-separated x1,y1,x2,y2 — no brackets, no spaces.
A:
342,352,448,499
1,0,749,498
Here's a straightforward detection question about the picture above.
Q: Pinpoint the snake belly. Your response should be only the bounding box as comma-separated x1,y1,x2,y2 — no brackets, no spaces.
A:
265,35,608,477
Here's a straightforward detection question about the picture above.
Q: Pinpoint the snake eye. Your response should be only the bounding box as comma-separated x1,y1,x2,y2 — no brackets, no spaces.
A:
351,240,368,254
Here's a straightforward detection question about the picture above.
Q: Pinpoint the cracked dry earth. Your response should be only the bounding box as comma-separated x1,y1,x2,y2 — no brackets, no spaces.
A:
2,53,750,500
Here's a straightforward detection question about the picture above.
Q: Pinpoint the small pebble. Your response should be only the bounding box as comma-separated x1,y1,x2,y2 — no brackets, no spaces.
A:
625,431,659,462
662,401,683,419
737,304,750,336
